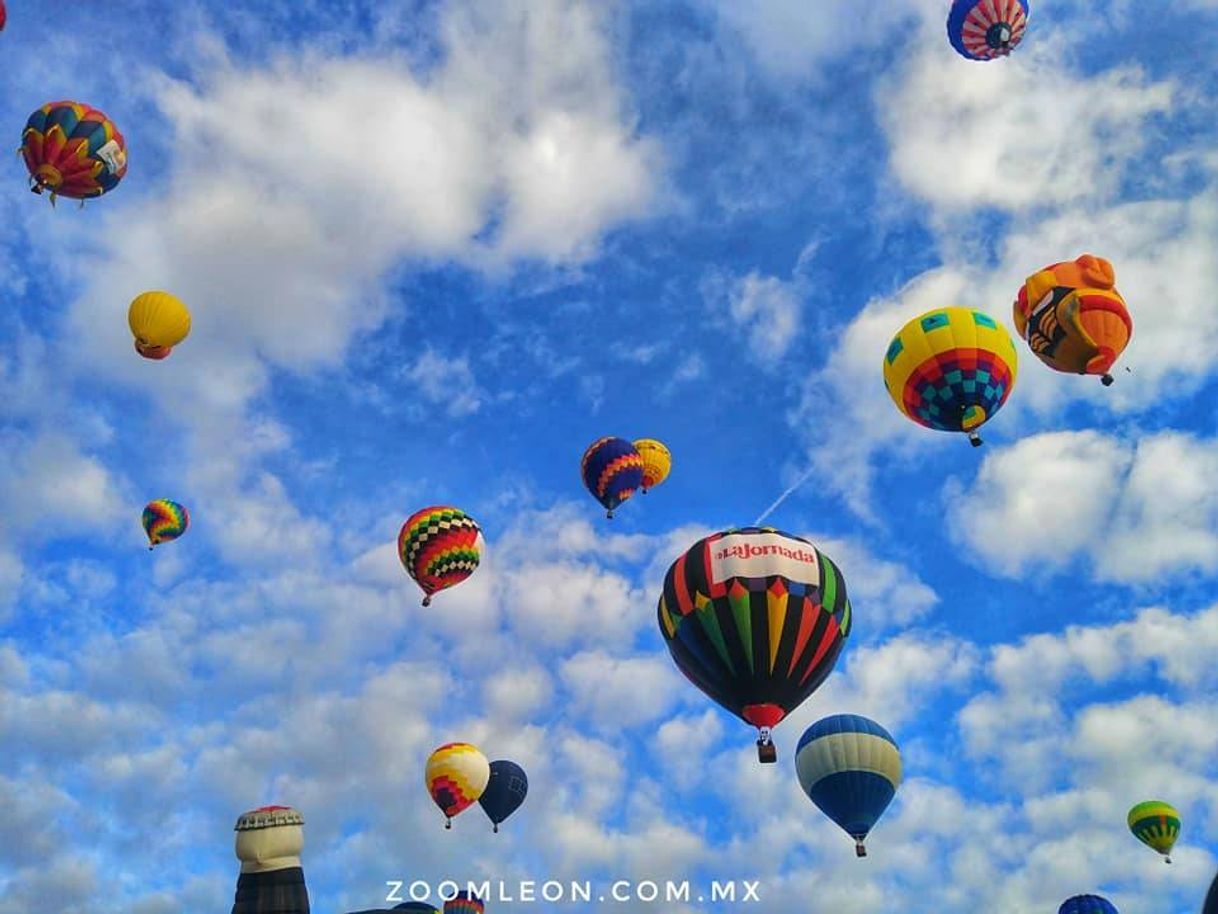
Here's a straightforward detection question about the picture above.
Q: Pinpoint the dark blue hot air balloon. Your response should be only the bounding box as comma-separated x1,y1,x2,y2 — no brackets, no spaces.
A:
346,905,439,914
1058,895,1118,914
580,437,644,519
795,715,902,857
948,0,1029,61
480,760,528,833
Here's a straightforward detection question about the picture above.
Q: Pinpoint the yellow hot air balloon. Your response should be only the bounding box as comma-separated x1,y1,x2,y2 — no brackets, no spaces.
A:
425,742,490,829
128,291,191,360
1128,800,1180,863
632,438,671,492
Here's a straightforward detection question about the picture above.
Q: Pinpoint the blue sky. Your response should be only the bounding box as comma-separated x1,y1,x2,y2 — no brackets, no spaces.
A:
1,1,1217,911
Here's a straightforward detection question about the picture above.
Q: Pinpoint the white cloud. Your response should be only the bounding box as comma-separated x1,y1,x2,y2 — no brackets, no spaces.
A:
405,350,484,418
559,650,684,729
947,430,1218,583
702,270,802,364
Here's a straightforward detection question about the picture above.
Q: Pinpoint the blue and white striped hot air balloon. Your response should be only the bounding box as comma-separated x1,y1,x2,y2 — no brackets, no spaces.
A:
795,714,902,857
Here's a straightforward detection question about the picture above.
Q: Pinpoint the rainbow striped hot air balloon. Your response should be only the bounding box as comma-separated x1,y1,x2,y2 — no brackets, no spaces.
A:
398,507,482,607
1128,800,1180,863
444,892,484,914
142,499,189,550
425,743,490,829
882,306,1019,447
20,101,127,204
581,437,644,519
795,715,902,857
657,527,852,763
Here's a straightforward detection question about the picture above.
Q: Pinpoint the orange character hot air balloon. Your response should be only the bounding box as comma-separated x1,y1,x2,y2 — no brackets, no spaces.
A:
20,102,128,204
425,743,490,829
1013,254,1132,386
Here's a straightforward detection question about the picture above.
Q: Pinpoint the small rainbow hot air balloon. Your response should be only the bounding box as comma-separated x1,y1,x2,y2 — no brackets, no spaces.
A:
20,101,127,204
128,291,191,360
1128,800,1180,863
142,499,189,550
882,306,1018,447
948,0,1029,61
633,438,671,493
581,437,644,519
1014,254,1133,387
445,892,484,914
425,743,490,829
398,507,482,607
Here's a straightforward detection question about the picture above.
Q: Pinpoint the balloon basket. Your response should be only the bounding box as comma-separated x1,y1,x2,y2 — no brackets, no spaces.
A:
1101,374,1114,387
756,740,777,764
855,841,867,858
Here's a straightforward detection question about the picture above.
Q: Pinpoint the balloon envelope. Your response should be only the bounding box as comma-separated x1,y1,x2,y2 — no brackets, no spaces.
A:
444,893,483,914
795,714,902,856
1127,800,1180,861
479,760,528,831
1058,895,1118,914
1013,254,1132,385
633,438,672,491
581,437,644,516
398,507,482,606
142,499,189,548
21,101,127,201
882,306,1018,444
129,291,191,355
948,0,1029,60
425,743,490,822
657,527,852,760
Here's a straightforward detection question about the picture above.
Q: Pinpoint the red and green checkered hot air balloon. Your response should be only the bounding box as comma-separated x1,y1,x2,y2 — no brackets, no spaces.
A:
398,506,482,606
20,101,127,204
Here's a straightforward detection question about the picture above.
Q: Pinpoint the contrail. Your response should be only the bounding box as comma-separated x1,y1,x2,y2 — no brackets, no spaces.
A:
754,466,817,526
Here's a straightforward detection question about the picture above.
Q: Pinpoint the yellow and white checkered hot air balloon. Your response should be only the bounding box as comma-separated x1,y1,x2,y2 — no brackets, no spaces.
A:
632,438,671,492
425,743,490,829
128,291,191,360
1128,800,1180,863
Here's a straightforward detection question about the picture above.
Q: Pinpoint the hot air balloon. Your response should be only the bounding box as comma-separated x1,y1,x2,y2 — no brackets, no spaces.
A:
1206,867,1218,914
142,499,189,550
129,291,192,360
479,760,528,833
948,0,1029,60
398,507,482,607
657,527,852,763
444,892,483,914
347,906,439,914
1058,895,1117,914
883,306,1018,447
20,101,127,203
581,437,644,518
425,743,490,829
1013,254,1132,387
795,715,902,857
1127,800,1180,863
231,805,311,914
633,439,672,493
0,2,7,31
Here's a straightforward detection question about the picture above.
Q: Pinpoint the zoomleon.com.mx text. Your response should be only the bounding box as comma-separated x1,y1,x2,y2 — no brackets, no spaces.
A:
386,879,763,905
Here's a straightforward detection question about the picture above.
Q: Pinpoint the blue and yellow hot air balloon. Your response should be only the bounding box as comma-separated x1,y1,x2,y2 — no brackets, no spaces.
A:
142,499,189,550
1128,800,1180,863
948,0,1029,60
425,743,490,829
1059,895,1117,914
581,437,644,518
882,306,1018,447
795,715,902,857
657,527,852,763
633,438,672,493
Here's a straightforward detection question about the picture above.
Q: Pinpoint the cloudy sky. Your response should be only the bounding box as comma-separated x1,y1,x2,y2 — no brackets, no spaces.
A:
1,1,1216,911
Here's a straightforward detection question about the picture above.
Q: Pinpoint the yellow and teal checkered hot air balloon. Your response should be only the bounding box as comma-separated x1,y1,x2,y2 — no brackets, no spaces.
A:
1128,800,1180,863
